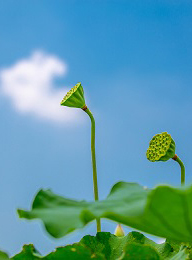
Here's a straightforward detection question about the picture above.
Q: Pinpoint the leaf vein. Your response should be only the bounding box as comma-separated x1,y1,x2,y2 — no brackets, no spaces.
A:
149,204,191,240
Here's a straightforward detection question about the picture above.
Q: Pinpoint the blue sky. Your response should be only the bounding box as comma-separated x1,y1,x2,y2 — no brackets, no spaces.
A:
0,0,192,256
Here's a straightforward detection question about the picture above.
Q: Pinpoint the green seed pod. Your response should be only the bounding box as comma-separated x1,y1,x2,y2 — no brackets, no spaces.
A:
146,132,176,162
60,82,86,108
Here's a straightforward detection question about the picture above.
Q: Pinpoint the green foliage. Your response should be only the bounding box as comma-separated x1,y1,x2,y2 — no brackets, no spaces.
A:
46,244,105,260
11,244,42,260
3,84,191,259
18,188,94,238
119,243,160,260
18,181,192,243
80,232,164,259
11,244,104,260
0,250,9,260
6,232,191,259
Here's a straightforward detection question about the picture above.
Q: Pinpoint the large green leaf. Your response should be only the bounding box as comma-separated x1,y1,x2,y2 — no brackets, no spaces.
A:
11,244,42,259
11,244,104,260
79,231,174,259
9,232,190,260
18,182,192,242
0,250,9,260
169,250,189,260
45,244,104,260
119,243,160,260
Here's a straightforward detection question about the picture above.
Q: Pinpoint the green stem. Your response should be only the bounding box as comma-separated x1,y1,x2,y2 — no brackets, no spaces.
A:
174,156,185,185
83,107,101,232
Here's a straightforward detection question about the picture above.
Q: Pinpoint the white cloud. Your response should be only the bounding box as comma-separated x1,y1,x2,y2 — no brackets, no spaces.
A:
0,51,82,122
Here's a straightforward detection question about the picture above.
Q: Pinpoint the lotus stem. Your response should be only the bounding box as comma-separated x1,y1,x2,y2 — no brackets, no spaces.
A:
172,155,185,185
83,107,101,232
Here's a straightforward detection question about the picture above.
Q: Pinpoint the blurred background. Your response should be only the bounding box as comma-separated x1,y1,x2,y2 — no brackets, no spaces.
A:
0,0,192,257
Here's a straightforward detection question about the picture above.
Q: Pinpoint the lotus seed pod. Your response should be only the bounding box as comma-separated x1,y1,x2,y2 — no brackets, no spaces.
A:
146,132,176,162
60,82,86,108
114,224,125,237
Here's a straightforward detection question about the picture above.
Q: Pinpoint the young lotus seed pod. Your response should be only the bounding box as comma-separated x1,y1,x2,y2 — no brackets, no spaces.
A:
60,82,86,108
60,82,101,231
114,224,125,237
146,132,176,162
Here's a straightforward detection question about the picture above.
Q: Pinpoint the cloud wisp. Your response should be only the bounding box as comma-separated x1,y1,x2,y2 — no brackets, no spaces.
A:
0,51,81,122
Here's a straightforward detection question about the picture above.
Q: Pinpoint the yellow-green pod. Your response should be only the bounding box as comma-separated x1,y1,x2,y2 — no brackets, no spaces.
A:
146,132,185,185
146,132,175,162
60,82,86,108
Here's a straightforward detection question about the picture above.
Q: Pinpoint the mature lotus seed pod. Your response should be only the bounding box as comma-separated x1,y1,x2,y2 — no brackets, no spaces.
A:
60,82,86,108
146,132,176,162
